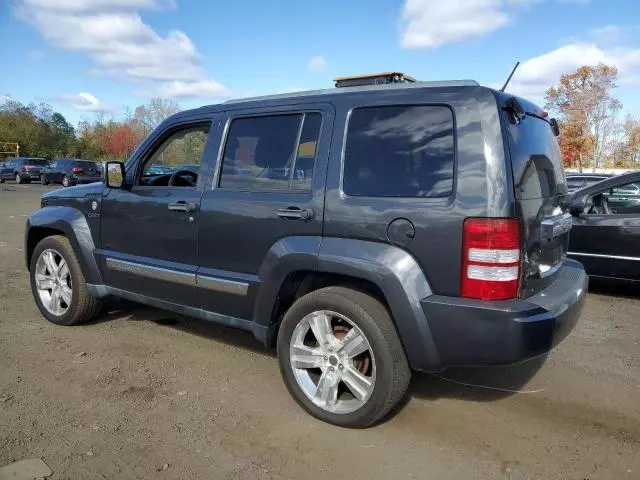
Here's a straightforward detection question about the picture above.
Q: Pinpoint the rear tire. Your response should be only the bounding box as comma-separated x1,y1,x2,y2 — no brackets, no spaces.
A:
15,173,24,184
29,235,103,326
277,286,411,428
41,175,49,185
62,175,70,187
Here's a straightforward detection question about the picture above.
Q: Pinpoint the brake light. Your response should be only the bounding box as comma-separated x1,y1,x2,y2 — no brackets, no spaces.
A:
72,167,83,173
461,218,521,300
21,165,28,172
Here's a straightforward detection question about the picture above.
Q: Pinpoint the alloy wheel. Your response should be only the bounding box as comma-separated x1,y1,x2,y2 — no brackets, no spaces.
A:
289,310,376,414
35,249,73,316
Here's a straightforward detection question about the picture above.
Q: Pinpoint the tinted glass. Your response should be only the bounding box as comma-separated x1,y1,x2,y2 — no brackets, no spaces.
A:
292,113,321,190
506,116,567,200
219,113,320,192
74,161,98,169
343,106,454,197
27,159,49,166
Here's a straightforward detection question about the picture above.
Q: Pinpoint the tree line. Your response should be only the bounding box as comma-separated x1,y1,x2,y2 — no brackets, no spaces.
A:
0,97,179,161
545,64,640,171
1,65,639,169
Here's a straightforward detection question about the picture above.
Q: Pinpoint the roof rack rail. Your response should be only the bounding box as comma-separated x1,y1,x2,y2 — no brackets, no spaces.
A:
224,79,480,105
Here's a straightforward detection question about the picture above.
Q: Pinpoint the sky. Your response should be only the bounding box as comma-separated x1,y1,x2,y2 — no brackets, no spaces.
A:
1,0,640,126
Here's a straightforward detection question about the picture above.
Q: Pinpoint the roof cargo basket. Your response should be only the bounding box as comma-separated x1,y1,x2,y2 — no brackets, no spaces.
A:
334,72,416,88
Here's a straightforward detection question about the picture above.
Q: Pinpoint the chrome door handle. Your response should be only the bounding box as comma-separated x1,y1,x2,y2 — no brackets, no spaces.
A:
277,207,314,220
168,201,197,213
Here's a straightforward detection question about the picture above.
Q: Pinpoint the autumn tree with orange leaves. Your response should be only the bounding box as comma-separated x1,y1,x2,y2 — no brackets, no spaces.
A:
545,64,621,171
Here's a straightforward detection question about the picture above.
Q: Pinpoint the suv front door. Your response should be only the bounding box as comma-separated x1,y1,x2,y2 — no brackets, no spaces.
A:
197,105,333,319
99,120,216,306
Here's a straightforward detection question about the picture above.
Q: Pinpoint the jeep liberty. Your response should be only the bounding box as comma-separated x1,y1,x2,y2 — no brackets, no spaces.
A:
25,74,587,427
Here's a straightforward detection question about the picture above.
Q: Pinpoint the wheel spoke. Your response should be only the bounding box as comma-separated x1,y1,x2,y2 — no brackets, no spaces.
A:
341,365,373,401
314,370,339,406
60,285,72,306
308,312,333,346
338,328,369,358
291,344,324,369
35,274,55,290
58,259,69,280
49,288,61,313
43,251,57,274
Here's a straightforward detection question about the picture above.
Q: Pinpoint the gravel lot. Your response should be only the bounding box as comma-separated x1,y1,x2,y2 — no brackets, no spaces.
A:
1,183,639,480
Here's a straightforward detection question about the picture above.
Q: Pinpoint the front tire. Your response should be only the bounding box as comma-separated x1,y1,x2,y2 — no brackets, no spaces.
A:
29,235,102,326
41,175,49,185
277,287,410,428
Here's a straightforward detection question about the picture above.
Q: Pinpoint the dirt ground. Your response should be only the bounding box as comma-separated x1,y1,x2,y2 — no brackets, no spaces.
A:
1,183,639,480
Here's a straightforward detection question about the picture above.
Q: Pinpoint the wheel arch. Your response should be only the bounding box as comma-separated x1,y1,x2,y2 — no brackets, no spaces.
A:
254,236,442,371
25,207,103,285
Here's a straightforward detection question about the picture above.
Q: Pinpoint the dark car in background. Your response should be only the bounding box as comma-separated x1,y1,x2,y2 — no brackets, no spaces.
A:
41,159,102,187
566,173,613,192
568,170,640,283
0,157,49,184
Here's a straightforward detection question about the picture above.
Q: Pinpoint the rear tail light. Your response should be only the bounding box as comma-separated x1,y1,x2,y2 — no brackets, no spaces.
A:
72,167,83,173
461,218,521,300
21,165,28,172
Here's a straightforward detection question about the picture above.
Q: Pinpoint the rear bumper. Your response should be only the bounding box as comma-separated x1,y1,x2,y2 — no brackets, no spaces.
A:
421,259,587,368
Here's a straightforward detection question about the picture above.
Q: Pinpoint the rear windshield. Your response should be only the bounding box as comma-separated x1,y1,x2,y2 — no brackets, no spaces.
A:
28,159,49,166
505,114,567,200
74,161,98,168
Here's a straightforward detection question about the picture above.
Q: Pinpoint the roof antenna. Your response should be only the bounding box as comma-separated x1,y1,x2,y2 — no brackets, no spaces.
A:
500,61,520,92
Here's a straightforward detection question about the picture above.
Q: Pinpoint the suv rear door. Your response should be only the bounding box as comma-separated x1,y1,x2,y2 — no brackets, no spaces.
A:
197,104,333,319
501,100,570,297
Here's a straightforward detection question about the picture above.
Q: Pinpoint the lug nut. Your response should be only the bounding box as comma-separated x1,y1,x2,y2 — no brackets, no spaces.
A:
338,364,344,370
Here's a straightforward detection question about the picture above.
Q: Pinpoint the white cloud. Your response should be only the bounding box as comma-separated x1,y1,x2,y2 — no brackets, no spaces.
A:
501,41,640,103
399,0,590,49
307,56,328,74
15,0,227,99
400,0,509,49
150,80,230,99
58,92,109,111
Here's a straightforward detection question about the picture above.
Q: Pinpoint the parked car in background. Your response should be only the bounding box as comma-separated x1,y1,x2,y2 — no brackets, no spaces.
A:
41,159,102,187
0,157,49,184
568,170,640,282
566,173,613,192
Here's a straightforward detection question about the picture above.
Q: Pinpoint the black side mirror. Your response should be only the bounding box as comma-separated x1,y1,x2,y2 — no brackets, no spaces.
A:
550,118,560,137
105,161,125,189
569,197,586,216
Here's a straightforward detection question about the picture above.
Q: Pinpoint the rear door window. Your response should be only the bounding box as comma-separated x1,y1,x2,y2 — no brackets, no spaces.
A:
218,113,322,192
343,105,454,198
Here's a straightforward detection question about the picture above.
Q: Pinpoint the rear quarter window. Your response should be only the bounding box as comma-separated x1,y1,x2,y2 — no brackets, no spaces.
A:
343,105,455,198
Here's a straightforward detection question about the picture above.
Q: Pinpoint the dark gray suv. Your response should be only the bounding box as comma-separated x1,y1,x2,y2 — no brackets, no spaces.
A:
25,75,587,427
